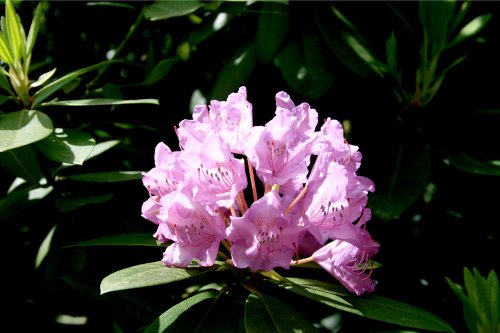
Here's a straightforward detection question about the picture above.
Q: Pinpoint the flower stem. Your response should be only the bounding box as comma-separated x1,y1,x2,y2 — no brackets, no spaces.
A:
290,256,314,266
246,157,258,202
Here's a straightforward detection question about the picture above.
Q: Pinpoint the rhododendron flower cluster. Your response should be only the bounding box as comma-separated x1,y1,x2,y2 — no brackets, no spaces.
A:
142,87,379,296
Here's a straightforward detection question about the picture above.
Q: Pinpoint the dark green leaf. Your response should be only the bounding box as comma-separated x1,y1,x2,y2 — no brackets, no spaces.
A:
54,193,114,213
256,2,289,63
245,293,320,333
370,141,431,220
64,171,143,182
41,98,159,107
193,293,242,333
275,34,334,101
31,60,118,108
66,233,160,247
143,290,218,333
100,262,216,294
419,1,455,56
144,1,204,21
0,145,42,183
0,185,53,221
0,70,12,93
35,128,95,165
211,43,257,100
0,110,53,152
141,57,178,85
0,94,10,105
444,154,500,176
25,2,43,57
86,2,136,10
281,278,455,332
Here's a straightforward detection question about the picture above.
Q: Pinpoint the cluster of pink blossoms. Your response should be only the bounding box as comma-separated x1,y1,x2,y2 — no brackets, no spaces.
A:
141,87,379,295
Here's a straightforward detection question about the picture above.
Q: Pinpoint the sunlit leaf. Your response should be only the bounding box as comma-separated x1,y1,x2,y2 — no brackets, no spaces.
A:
6,0,24,61
54,193,114,213
63,171,142,182
256,2,289,63
40,98,159,107
0,185,52,221
444,154,500,176
31,60,117,108
0,33,14,65
448,14,492,49
144,1,205,21
245,293,320,333
35,128,95,165
30,68,57,89
85,140,120,160
0,145,42,184
0,110,53,152
65,233,160,247
100,262,217,294
280,278,455,332
26,3,43,58
211,43,257,100
35,224,57,269
143,291,218,333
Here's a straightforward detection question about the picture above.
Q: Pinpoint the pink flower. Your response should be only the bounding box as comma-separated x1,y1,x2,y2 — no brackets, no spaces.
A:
226,190,304,271
313,221,379,295
156,192,227,267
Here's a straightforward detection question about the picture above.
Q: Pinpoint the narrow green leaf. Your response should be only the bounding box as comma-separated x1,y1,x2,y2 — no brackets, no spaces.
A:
6,0,24,61
0,110,53,152
85,140,120,160
41,98,159,107
63,171,142,182
211,43,257,100
245,293,320,333
54,193,114,213
26,3,43,58
0,145,42,184
342,31,386,77
281,278,455,332
65,233,161,247
86,2,136,10
143,291,218,333
144,1,205,21
0,95,10,105
0,69,12,93
386,31,398,76
141,57,178,85
448,14,492,49
419,1,455,56
30,68,57,89
35,224,57,269
35,128,95,165
31,60,118,108
0,32,14,65
256,2,289,63
100,262,216,294
444,154,500,176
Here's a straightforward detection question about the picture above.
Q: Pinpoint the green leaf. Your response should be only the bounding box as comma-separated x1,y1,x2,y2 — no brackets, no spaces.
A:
144,1,205,21
141,58,178,85
143,290,218,333
86,140,120,160
245,293,320,333
0,110,53,152
256,2,289,63
448,14,492,49
275,35,334,100
0,184,53,221
192,293,242,333
54,193,114,213
0,33,14,65
0,94,11,105
0,69,12,93
370,141,431,220
0,145,42,184
86,2,136,10
444,154,500,176
100,262,216,294
35,128,95,165
211,43,257,100
35,224,57,269
40,98,159,107
281,278,455,332
65,233,160,247
419,1,455,56
31,60,117,108
385,31,398,77
63,171,142,182
6,0,24,61
26,3,43,58
29,68,57,89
